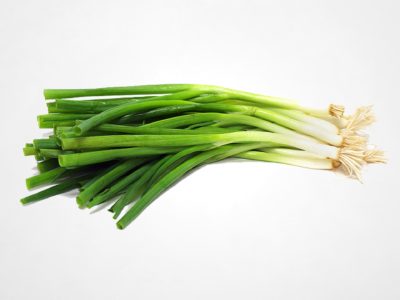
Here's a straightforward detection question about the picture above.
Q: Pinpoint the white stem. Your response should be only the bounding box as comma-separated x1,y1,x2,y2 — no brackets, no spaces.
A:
234,131,340,159
271,108,339,134
260,148,328,159
299,106,331,118
320,115,349,128
236,151,334,170
254,108,343,146
300,123,343,146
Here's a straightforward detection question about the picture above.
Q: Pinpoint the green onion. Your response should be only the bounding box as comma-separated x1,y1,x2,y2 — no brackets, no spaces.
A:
110,158,169,219
39,149,74,159
60,132,338,159
93,123,241,135
23,146,37,156
58,146,185,167
116,142,271,229
22,83,384,229
37,159,60,173
43,84,195,99
21,174,92,205
235,149,335,170
73,100,194,135
76,158,149,207
26,167,67,189
87,160,155,208
33,138,59,150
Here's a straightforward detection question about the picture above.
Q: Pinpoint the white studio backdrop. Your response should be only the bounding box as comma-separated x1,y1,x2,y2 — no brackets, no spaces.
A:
1,0,399,299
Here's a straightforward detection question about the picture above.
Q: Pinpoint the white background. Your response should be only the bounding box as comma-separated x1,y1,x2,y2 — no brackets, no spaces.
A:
1,0,399,299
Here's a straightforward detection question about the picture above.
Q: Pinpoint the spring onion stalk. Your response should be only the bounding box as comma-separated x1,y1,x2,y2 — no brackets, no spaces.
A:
58,146,186,167
54,98,161,113
57,126,236,138
93,123,242,135
60,95,154,103
55,97,153,106
235,149,335,170
45,84,324,115
116,142,271,229
47,102,71,113
110,158,169,219
117,103,242,124
248,108,343,145
21,174,92,205
26,163,111,190
79,164,116,191
43,84,194,99
33,138,59,150
54,100,116,113
87,161,155,208
38,113,96,122
37,159,59,173
147,144,216,187
269,108,339,134
141,112,322,144
76,158,148,207
26,167,67,189
118,104,200,123
39,120,77,129
48,97,156,113
73,100,194,135
39,149,74,159
23,146,37,156
48,84,342,119
60,132,337,159
113,103,343,145
34,152,45,161
22,83,384,229
112,142,268,218
140,112,281,129
321,115,349,128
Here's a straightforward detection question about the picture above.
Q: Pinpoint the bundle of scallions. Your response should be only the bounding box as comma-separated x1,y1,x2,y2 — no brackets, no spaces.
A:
22,84,385,229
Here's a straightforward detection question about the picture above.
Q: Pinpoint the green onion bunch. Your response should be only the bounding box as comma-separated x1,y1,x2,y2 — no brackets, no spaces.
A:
22,84,385,229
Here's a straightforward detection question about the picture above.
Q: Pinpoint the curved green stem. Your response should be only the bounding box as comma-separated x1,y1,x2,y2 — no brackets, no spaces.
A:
87,161,155,208
77,158,148,207
73,100,194,135
110,158,169,219
116,143,269,229
58,146,184,167
44,84,197,99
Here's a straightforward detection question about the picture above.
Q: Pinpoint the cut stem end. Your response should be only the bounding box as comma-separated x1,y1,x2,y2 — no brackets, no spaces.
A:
329,104,345,118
